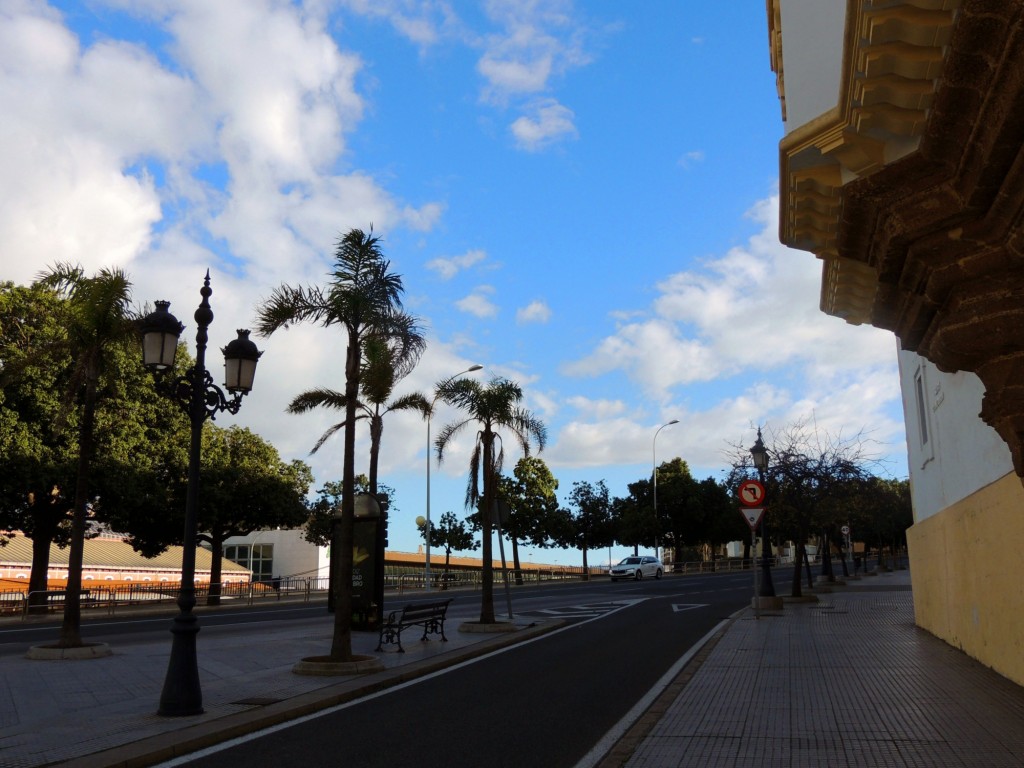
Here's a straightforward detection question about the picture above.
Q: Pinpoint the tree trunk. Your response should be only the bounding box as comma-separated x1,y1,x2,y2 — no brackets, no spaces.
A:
206,531,224,606
479,434,496,624
791,541,804,598
803,546,814,589
27,514,60,613
511,537,523,586
820,532,834,582
60,382,98,648
330,333,360,661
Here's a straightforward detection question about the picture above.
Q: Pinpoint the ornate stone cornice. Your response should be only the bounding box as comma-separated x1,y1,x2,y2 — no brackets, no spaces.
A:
776,0,959,318
777,0,1024,475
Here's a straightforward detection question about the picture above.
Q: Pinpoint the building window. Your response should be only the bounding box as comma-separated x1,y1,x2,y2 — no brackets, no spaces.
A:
225,543,274,582
913,363,936,467
914,366,929,446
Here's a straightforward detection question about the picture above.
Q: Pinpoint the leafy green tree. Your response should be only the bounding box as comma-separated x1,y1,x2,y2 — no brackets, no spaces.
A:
304,475,395,546
500,457,560,583
0,281,192,607
434,376,546,624
417,510,478,571
847,476,912,569
654,457,702,561
0,281,78,603
611,479,655,554
36,264,139,648
256,227,424,662
701,477,746,566
557,480,614,576
195,425,313,605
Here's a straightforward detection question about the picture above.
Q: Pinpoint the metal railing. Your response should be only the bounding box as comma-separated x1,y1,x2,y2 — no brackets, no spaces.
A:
15,577,336,619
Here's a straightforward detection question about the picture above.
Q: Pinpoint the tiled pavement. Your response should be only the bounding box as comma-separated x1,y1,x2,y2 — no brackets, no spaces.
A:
3,570,1024,767
596,570,1024,768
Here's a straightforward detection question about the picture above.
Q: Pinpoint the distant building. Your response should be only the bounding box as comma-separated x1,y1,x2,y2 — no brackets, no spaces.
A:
769,0,1024,685
0,531,251,592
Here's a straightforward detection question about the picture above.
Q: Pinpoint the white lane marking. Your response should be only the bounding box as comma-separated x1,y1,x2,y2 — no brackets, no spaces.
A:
573,610,742,768
151,598,649,766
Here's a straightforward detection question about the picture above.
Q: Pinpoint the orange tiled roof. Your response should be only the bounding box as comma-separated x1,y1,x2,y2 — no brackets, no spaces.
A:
0,534,248,573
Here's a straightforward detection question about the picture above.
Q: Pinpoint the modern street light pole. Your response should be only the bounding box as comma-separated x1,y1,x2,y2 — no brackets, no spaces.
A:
425,364,482,591
652,419,679,562
750,427,776,598
140,272,262,717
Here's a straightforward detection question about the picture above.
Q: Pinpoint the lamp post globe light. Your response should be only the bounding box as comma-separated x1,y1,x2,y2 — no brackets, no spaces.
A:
652,419,679,563
750,427,776,598
425,364,482,591
140,271,262,717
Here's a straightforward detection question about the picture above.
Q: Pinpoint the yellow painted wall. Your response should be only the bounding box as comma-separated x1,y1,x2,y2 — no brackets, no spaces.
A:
907,472,1024,686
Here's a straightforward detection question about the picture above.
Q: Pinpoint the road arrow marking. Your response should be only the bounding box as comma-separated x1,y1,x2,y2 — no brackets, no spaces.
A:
672,603,709,613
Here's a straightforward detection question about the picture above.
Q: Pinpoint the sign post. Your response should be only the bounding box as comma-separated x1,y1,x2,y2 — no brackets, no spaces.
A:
738,479,767,619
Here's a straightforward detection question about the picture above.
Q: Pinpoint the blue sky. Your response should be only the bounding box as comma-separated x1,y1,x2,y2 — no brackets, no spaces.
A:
0,1,906,566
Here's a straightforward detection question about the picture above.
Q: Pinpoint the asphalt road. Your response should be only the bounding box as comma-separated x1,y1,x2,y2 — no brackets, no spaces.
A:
164,569,793,768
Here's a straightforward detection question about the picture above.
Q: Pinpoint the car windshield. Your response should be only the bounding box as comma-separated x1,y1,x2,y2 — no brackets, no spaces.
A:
618,557,642,565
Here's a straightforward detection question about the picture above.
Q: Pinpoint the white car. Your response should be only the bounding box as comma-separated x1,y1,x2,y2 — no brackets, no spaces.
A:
609,555,663,581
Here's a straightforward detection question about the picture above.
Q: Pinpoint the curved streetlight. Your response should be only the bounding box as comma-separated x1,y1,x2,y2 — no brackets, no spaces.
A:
140,271,262,717
750,427,776,597
653,419,679,562
425,364,482,591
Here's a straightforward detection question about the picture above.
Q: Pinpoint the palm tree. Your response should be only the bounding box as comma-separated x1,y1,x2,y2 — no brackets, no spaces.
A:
36,263,136,648
287,335,428,495
434,376,546,624
255,228,424,661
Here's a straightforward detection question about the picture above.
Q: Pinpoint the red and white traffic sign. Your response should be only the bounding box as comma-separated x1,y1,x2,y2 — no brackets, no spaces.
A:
740,507,765,530
737,479,765,507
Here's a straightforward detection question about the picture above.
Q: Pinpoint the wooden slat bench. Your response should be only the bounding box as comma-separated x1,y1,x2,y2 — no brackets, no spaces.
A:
376,599,452,652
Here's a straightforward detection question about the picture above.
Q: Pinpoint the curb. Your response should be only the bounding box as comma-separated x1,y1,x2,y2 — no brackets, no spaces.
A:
57,619,564,768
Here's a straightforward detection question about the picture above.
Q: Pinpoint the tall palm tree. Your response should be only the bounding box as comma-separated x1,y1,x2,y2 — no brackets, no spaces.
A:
434,376,546,624
287,335,428,495
255,228,424,661
36,263,136,648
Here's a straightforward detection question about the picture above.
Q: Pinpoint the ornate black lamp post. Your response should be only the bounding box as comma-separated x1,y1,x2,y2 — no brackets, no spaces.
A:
140,271,262,716
750,428,776,598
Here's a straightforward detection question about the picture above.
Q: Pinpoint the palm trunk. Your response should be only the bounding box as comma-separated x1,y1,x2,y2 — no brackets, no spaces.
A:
479,434,496,624
60,382,97,648
330,334,360,661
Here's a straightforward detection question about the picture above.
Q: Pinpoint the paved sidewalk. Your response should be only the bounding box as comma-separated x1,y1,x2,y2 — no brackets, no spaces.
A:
592,569,1024,768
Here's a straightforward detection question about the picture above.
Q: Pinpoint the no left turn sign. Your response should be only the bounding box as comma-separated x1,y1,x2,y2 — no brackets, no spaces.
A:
737,479,765,507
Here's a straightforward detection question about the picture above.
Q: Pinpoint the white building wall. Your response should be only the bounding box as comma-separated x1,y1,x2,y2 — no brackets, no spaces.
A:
898,349,1013,522
778,0,847,132
224,529,326,581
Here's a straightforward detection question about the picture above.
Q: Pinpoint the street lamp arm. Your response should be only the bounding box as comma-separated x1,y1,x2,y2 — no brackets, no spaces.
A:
154,367,249,421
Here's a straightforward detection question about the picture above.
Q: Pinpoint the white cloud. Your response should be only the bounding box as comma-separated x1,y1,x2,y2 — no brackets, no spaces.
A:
426,249,487,280
563,195,896,400
552,194,905,473
678,150,705,168
510,99,578,151
455,285,499,318
516,300,551,324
